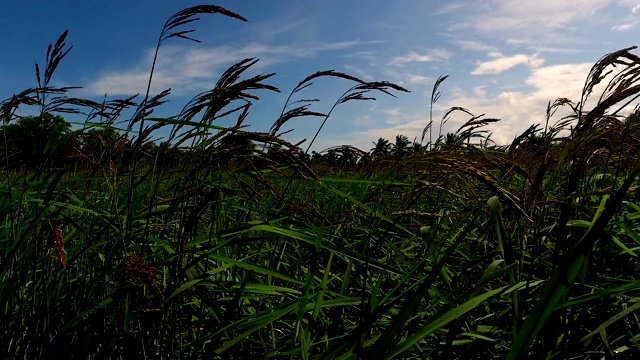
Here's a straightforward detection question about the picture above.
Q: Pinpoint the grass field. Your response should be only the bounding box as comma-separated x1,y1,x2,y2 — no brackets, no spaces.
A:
2,5,640,359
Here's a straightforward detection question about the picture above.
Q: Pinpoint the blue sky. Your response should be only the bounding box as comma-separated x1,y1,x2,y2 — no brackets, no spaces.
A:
1,0,639,152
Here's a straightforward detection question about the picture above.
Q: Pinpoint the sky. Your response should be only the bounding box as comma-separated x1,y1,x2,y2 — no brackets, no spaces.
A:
1,0,640,152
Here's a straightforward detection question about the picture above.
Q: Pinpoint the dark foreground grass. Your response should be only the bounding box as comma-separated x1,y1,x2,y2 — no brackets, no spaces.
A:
2,5,640,359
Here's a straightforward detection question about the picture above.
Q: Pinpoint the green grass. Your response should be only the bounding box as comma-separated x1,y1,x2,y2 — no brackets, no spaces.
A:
2,5,640,359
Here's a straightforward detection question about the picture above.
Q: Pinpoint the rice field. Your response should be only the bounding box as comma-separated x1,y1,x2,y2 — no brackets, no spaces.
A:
2,5,640,359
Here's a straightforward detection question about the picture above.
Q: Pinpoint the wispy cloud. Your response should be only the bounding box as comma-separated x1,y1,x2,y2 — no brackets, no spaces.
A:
611,3,640,31
441,0,637,50
354,114,373,125
308,40,385,52
612,21,637,31
472,53,545,75
456,40,499,53
435,2,467,15
465,0,610,33
388,49,451,66
86,40,381,96
381,107,403,117
344,64,374,81
378,107,406,125
406,74,431,85
255,18,309,39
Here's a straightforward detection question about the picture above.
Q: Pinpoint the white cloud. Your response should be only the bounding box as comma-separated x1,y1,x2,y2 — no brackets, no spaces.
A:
87,40,380,96
436,2,467,15
430,49,453,61
611,2,640,31
457,40,499,53
524,63,594,99
472,54,545,75
470,0,610,33
344,64,374,81
390,51,432,64
612,21,637,31
308,40,385,52
505,39,585,53
356,61,621,146
389,49,451,66
406,74,431,85
447,62,601,142
87,44,276,96
472,85,489,98
334,1,640,151
443,0,635,50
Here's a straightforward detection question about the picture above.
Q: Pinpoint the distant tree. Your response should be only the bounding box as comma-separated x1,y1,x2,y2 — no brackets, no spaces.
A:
1,113,72,169
411,141,424,153
337,146,363,167
391,135,411,159
324,148,340,165
81,127,120,154
371,138,391,158
68,127,127,173
310,151,323,163
435,132,460,150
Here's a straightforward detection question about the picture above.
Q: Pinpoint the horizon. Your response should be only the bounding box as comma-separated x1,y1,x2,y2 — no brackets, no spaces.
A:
1,0,639,152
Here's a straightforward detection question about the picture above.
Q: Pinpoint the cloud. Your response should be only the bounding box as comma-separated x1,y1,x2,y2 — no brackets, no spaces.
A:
430,49,453,61
505,40,585,53
612,21,637,31
472,54,545,75
389,49,451,66
343,51,378,63
308,40,385,52
450,62,599,142
406,74,431,85
356,61,605,146
344,64,374,81
435,2,467,15
354,115,373,125
86,40,381,96
456,40,499,53
381,107,403,117
468,0,610,33
611,2,640,31
442,0,636,50
310,1,640,151
255,18,308,39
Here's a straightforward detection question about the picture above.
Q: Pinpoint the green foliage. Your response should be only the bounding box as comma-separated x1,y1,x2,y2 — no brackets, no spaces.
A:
1,113,72,169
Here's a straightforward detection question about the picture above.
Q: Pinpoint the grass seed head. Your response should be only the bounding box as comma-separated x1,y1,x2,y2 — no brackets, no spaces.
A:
41,218,66,269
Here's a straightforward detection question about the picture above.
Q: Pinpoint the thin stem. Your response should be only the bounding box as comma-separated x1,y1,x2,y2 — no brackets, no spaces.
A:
125,33,163,232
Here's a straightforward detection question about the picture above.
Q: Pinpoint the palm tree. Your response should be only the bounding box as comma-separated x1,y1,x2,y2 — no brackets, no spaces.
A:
370,137,391,158
411,141,424,153
391,135,411,158
436,132,459,150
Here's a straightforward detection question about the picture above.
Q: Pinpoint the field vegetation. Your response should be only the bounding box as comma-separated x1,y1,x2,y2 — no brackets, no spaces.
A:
2,5,640,359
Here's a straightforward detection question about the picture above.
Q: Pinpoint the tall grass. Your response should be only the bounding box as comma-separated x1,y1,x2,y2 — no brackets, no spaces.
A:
2,4,640,359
